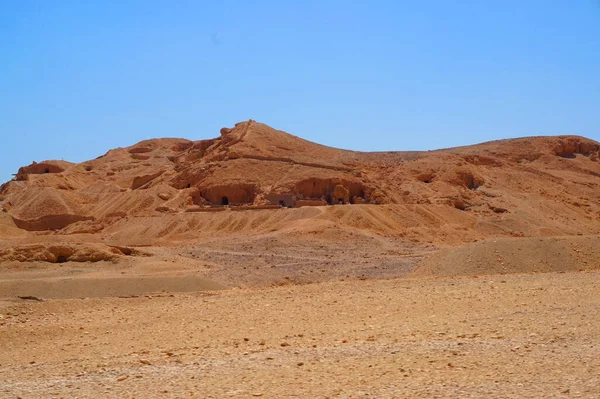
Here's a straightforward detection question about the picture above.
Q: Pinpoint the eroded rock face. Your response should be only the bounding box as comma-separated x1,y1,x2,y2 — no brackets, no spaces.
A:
1,121,599,238
131,170,165,190
0,243,149,263
454,171,484,190
294,178,367,204
416,172,436,183
554,137,600,158
183,139,218,162
201,184,257,205
264,193,295,207
331,185,350,204
170,140,194,152
128,147,154,154
15,161,67,180
130,154,150,161
11,214,95,231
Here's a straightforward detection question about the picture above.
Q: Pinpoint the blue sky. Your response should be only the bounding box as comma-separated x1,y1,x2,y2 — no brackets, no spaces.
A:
1,1,599,183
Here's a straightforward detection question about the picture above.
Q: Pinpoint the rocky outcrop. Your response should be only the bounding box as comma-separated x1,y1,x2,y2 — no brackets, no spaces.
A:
11,214,95,231
128,146,154,154
15,161,69,180
201,184,257,205
453,171,484,190
331,185,350,204
293,178,369,204
131,170,165,190
553,137,600,159
0,243,149,263
1,121,599,238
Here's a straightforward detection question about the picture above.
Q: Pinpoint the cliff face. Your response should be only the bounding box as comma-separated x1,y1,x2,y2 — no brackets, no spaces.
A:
1,120,599,242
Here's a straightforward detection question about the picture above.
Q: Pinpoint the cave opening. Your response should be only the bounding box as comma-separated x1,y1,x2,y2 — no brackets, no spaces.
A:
466,177,479,190
221,196,229,205
56,255,68,263
44,168,50,173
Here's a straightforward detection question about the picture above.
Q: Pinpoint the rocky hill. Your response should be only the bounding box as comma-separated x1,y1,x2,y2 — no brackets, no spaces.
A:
1,120,599,285
2,120,599,235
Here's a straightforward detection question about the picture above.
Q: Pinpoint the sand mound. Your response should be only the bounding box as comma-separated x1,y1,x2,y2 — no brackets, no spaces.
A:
95,201,599,248
412,235,600,277
3,187,94,231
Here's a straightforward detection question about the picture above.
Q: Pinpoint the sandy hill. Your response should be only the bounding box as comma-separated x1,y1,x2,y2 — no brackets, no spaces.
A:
1,120,599,288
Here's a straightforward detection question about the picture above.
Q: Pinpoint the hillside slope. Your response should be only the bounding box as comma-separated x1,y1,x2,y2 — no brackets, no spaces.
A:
1,121,599,283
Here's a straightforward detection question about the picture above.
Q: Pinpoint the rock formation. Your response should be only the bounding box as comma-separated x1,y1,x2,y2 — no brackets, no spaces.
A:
0,120,599,242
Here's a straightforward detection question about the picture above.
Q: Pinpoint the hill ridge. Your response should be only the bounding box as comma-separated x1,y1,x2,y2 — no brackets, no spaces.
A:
0,121,599,243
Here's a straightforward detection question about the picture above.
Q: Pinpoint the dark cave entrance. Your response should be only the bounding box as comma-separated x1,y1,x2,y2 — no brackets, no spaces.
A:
221,196,229,205
56,255,68,263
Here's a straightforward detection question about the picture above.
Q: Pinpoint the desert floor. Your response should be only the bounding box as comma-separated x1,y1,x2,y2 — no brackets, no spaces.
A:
1,270,599,398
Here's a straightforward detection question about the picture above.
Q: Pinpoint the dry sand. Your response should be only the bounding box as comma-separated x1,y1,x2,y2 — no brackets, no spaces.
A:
1,272,599,398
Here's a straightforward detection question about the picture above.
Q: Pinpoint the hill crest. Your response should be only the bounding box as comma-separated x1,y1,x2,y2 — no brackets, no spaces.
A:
1,120,599,241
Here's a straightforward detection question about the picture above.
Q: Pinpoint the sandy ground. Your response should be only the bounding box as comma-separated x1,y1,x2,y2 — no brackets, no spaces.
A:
0,232,433,299
1,271,599,398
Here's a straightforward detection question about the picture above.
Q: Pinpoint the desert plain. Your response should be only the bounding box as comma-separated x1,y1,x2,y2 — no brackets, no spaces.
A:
1,121,600,398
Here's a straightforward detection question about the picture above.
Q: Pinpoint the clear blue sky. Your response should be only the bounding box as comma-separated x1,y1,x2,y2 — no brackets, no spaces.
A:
1,1,599,183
